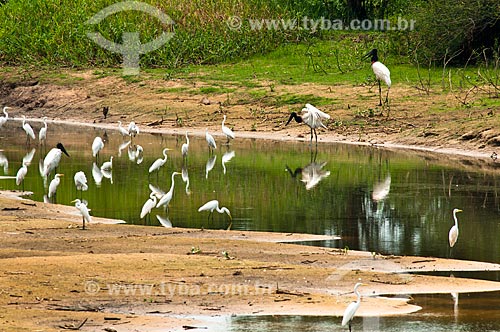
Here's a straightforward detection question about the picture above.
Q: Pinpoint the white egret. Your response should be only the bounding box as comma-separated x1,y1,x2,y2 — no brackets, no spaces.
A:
149,148,170,174
22,115,36,144
205,129,217,153
74,171,88,194
92,136,104,158
48,173,64,198
181,131,189,159
128,121,139,137
205,155,217,179
0,106,10,128
100,156,113,171
140,192,157,220
71,198,92,230
91,162,103,186
16,161,28,187
222,150,235,174
157,215,172,228
198,199,232,229
42,142,70,177
38,117,48,145
286,103,330,144
117,121,130,137
149,183,165,200
449,208,463,248
156,171,181,210
221,115,235,144
342,283,366,332
364,48,391,107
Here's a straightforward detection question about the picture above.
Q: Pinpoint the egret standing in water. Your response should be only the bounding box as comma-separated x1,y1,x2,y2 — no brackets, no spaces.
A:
181,132,189,159
15,161,28,189
149,148,170,175
449,208,463,248
22,115,36,144
205,129,217,153
71,198,92,230
140,192,157,221
92,136,104,159
38,117,48,146
221,115,235,144
342,283,366,332
128,121,139,138
364,48,391,108
285,103,330,145
74,171,88,198
156,171,181,211
117,121,130,137
198,199,232,230
48,173,64,199
0,106,9,128
42,143,70,177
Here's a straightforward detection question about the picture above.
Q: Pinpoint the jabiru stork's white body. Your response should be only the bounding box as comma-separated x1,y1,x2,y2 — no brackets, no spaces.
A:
42,143,70,177
285,103,330,144
365,48,391,107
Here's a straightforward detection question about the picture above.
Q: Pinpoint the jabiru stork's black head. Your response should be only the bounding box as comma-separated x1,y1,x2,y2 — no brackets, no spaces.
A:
364,49,378,62
56,142,70,157
286,112,303,126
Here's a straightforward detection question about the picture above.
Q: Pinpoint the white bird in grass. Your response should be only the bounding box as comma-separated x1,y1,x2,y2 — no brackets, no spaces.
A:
0,106,10,128
48,173,64,198
38,117,48,145
42,143,70,177
156,171,181,210
100,156,113,171
149,148,170,174
181,132,189,159
364,48,391,107
342,283,366,332
221,115,235,144
285,103,330,144
16,161,28,187
140,192,157,220
198,199,232,230
205,129,217,153
22,115,36,144
449,208,463,248
117,121,130,137
74,171,88,192
71,198,92,230
92,136,104,158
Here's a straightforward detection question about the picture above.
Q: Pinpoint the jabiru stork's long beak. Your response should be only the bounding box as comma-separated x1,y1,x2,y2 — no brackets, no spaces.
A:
56,142,70,157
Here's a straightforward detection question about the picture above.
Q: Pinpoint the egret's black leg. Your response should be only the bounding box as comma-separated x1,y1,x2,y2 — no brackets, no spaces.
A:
314,129,318,145
82,216,86,230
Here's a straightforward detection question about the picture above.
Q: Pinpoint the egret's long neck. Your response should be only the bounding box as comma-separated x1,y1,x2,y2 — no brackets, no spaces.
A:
169,173,176,191
453,211,459,227
3,108,7,118
354,286,362,303
163,150,168,161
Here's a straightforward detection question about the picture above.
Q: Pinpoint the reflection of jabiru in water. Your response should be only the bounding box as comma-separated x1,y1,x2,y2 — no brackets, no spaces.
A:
222,150,235,174
371,174,391,202
285,160,330,190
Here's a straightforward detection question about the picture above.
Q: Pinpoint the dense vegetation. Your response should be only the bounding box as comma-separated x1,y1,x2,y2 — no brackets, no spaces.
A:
0,0,498,68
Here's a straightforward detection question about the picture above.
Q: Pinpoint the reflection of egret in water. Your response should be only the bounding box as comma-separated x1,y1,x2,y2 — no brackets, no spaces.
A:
101,168,113,184
450,274,459,322
157,215,172,228
127,144,143,164
92,162,103,186
118,140,130,157
22,148,36,166
0,150,8,173
205,155,217,179
181,165,191,195
372,174,391,202
222,150,235,174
